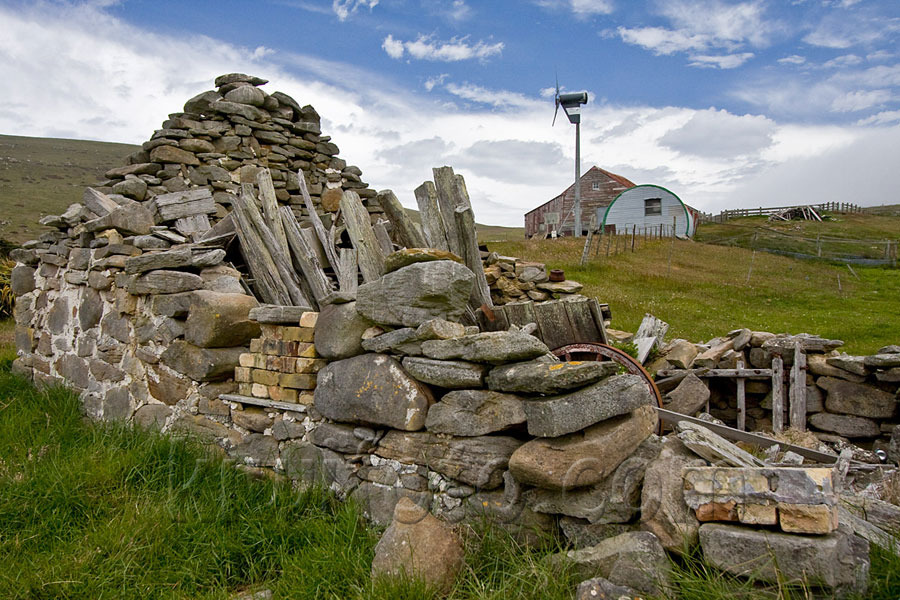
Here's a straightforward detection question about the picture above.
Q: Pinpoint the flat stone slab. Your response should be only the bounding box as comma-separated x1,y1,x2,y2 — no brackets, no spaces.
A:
523,373,654,437
699,523,869,597
249,304,315,323
818,376,898,419
422,331,551,365
425,389,526,436
486,359,617,395
402,356,487,389
383,248,463,273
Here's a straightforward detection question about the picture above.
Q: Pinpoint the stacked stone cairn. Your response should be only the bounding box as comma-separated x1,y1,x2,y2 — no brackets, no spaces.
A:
7,74,889,598
648,329,900,458
483,255,583,305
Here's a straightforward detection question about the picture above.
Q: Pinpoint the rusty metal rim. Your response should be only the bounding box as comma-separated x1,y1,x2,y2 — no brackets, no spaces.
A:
552,342,665,434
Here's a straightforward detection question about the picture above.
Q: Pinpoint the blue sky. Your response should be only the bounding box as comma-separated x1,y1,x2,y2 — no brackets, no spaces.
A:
1,0,899,225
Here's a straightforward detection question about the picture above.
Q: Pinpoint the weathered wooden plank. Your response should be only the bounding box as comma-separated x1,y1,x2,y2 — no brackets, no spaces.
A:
414,181,448,251
152,189,216,221
340,190,384,283
220,393,307,412
338,247,358,295
373,219,395,256
432,167,464,256
297,170,341,278
532,301,574,351
230,198,289,305
676,421,766,468
257,168,289,257
198,212,235,241
502,301,539,338
772,355,785,434
564,297,603,343
454,205,493,310
174,213,211,239
477,304,509,333
377,189,427,248
789,343,807,432
736,359,746,431
249,305,314,324
656,368,774,379
586,298,610,344
280,205,332,308
633,314,669,362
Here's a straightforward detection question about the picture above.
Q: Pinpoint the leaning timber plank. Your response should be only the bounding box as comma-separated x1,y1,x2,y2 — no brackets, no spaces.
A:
297,170,341,279
338,247,358,296
373,219,395,256
257,169,289,257
198,212,235,241
676,421,766,468
414,180,449,251
174,213,211,239
790,343,807,431
532,301,575,351
377,189,427,248
152,189,216,221
477,304,509,333
772,355,785,434
564,297,603,344
220,394,309,413
231,198,289,305
736,359,746,431
280,205,332,307
340,190,384,283
238,184,310,307
586,298,610,344
656,368,774,379
82,187,119,216
656,408,838,464
249,305,314,324
502,302,539,338
454,205,493,310
432,167,465,256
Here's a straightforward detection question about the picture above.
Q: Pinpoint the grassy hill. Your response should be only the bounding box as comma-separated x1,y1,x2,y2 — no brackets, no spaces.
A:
0,134,140,244
0,134,525,245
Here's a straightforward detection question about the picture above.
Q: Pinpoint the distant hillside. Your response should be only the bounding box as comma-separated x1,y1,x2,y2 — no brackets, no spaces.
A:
0,134,140,244
0,134,524,245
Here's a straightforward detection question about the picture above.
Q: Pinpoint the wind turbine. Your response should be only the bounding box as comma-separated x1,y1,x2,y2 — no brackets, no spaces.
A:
553,79,589,237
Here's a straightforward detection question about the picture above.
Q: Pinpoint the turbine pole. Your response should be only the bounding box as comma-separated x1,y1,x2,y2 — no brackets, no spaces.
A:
574,120,581,238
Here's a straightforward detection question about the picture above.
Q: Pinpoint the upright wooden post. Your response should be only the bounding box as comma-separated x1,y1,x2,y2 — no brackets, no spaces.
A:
789,344,807,431
736,359,746,431
631,225,636,252
772,356,784,434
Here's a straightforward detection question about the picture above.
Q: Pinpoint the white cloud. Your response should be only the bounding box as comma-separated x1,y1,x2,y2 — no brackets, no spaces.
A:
332,0,378,21
822,54,862,68
688,52,754,69
660,109,776,158
803,12,900,49
382,34,504,62
830,89,892,112
424,73,449,91
616,26,708,55
778,55,806,65
856,109,900,126
421,0,472,22
444,82,539,109
534,0,614,17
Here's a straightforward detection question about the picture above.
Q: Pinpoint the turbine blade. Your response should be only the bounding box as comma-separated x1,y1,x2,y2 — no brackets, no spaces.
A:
552,100,559,126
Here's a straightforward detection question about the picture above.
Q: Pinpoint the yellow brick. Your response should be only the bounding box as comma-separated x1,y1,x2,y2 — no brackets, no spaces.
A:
282,327,315,343
249,338,264,353
295,342,318,358
299,312,319,328
260,324,284,340
265,355,286,372
778,503,838,534
279,372,317,389
295,358,328,373
239,353,255,368
252,369,280,386
238,383,254,396
268,386,299,403
251,383,269,398
297,392,315,405
234,367,252,383
738,503,778,526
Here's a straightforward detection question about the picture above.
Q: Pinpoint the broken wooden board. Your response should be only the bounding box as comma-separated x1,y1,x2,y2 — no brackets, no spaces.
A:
373,219,394,256
297,170,341,278
337,247,358,296
676,420,767,467
280,205,332,308
633,313,669,363
174,213,211,239
432,167,465,257
414,180,449,251
477,297,607,350
152,188,216,222
249,304,315,324
455,205,493,310
257,168,289,257
340,190,384,283
377,189,427,249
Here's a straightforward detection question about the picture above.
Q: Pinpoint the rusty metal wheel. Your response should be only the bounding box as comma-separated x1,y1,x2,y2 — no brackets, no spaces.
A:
552,342,664,432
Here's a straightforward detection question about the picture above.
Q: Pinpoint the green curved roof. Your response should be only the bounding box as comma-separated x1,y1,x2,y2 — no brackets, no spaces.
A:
601,184,691,236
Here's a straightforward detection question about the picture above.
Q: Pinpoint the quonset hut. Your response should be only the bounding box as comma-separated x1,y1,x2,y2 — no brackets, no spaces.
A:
601,184,696,237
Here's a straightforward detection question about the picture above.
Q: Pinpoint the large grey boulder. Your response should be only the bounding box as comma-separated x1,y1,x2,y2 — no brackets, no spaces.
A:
422,331,551,365
663,372,710,416
525,436,662,523
508,405,658,490
10,265,35,295
554,531,672,596
313,301,373,360
314,354,433,431
640,437,705,553
371,498,465,594
425,390,526,436
309,422,378,455
356,260,474,327
818,376,897,419
699,523,869,597
184,290,259,348
809,412,880,438
402,357,486,389
485,359,617,395
523,374,654,437
374,430,522,489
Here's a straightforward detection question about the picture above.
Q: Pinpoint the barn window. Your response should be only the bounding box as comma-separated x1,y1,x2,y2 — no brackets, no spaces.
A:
592,182,600,191
644,198,662,216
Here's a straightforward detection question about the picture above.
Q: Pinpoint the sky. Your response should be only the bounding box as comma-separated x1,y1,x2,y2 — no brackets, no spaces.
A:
1,0,899,226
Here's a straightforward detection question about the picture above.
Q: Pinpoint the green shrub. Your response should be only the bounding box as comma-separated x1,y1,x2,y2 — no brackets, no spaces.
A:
0,258,14,319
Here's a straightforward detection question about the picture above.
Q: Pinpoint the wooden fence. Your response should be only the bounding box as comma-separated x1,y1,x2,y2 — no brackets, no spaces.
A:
698,202,862,224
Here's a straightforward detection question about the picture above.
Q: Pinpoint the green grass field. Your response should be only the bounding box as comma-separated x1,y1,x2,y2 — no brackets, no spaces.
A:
488,236,900,354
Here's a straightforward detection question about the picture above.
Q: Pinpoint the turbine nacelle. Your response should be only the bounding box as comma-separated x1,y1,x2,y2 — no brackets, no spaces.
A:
553,90,588,125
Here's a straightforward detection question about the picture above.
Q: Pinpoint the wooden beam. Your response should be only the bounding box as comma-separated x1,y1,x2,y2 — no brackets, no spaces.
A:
231,191,291,305
377,189,427,248
338,247,358,295
414,181,448,250
790,343,807,432
772,355,784,434
432,167,465,256
736,359,746,431
656,367,773,379
297,170,341,279
257,168,289,256
279,205,333,308
454,205,493,310
340,190,385,283
373,219,394,256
